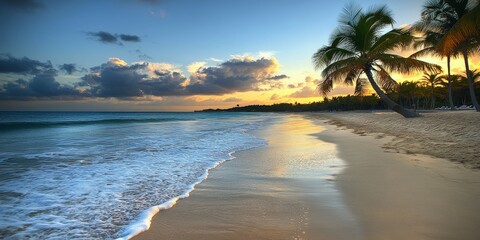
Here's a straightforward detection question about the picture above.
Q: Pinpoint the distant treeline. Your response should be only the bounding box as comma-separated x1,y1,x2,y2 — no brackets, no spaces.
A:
199,79,480,112
200,95,386,112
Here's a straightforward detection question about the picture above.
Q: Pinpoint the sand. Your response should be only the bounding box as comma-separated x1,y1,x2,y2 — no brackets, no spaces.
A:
133,112,480,240
317,111,480,169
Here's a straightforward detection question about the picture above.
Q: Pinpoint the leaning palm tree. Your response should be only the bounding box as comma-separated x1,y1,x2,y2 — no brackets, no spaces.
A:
421,0,480,111
312,4,440,118
420,71,444,108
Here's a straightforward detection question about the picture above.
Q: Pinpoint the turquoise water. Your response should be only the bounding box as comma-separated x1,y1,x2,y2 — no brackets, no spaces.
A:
0,112,272,239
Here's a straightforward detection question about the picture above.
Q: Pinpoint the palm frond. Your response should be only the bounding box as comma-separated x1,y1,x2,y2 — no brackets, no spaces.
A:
410,47,439,58
322,63,363,85
312,38,356,69
321,57,362,79
438,2,480,53
318,77,334,96
374,65,398,91
377,53,442,74
370,28,415,54
354,77,368,96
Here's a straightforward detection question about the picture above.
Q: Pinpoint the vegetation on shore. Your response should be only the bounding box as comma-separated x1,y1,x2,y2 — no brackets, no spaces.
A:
199,74,480,112
201,0,480,114
308,0,479,117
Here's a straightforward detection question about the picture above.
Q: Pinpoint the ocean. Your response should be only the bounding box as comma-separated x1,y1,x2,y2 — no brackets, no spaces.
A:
0,112,272,239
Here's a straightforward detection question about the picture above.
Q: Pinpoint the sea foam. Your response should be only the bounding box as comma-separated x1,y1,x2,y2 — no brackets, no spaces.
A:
0,112,270,239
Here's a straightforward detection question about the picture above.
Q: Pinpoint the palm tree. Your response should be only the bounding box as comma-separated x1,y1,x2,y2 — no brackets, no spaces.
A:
411,5,456,110
397,81,422,109
312,4,440,118
420,0,480,111
420,71,444,108
438,2,480,54
470,69,480,83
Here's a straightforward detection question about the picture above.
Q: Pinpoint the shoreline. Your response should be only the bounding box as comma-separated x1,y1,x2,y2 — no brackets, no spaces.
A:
133,112,480,239
312,111,480,169
315,117,480,239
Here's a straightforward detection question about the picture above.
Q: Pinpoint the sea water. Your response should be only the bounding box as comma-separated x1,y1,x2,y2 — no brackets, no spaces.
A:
0,112,272,239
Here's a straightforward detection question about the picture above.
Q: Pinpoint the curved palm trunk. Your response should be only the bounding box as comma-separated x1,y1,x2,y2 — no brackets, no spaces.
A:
365,67,420,118
447,56,456,110
462,50,480,111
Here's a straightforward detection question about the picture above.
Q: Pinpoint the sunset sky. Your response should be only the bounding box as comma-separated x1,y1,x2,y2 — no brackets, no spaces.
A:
0,0,478,111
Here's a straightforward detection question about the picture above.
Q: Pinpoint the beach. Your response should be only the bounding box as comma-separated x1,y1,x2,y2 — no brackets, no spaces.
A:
134,111,480,240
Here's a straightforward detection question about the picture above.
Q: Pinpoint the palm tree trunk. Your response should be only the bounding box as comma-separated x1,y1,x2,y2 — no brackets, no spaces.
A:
364,67,419,118
431,85,435,109
447,56,456,110
462,50,480,111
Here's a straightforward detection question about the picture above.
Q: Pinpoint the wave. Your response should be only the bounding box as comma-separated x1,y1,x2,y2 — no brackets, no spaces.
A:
114,151,237,240
0,118,191,132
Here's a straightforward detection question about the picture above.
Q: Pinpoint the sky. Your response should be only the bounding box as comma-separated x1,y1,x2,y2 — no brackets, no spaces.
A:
0,0,478,111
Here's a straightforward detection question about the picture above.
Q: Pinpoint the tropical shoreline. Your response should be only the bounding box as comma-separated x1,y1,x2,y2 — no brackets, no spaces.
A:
133,112,480,239
309,110,480,169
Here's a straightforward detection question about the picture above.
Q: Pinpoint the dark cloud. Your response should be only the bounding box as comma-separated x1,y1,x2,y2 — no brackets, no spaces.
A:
120,34,141,42
87,31,119,44
80,56,285,98
136,49,152,60
81,60,146,97
80,58,187,98
0,55,52,75
87,31,141,45
0,55,85,100
268,74,289,80
187,57,282,95
59,63,84,75
1,56,287,100
1,0,44,12
0,69,84,100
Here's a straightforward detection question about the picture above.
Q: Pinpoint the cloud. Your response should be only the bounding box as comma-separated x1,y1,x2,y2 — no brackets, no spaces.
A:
0,54,52,75
1,55,288,100
87,31,118,44
120,34,141,42
59,63,85,75
207,57,223,62
87,31,141,45
187,55,284,95
80,58,187,98
1,0,44,12
0,69,84,100
187,62,206,74
270,94,280,100
289,86,319,98
223,97,242,102
268,74,289,80
81,55,287,98
288,76,321,98
136,49,153,61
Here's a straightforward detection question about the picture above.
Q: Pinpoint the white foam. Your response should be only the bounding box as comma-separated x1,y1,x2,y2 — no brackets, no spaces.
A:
116,152,235,240
0,113,273,239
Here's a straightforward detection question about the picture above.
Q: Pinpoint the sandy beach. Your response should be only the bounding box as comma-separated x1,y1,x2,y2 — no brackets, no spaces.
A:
318,111,480,169
134,112,480,240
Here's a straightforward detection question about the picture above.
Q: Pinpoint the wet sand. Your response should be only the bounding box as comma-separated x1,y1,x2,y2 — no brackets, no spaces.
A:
134,113,480,240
